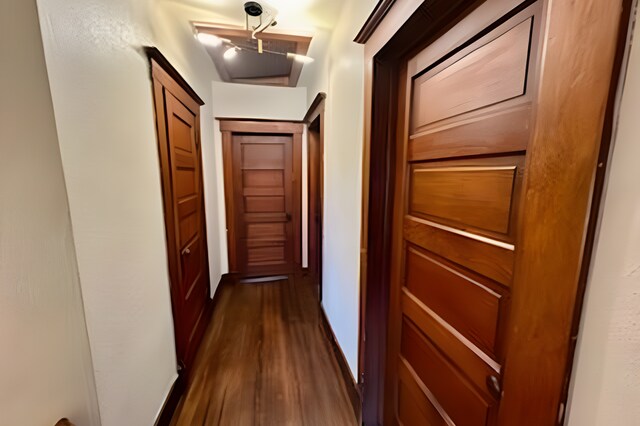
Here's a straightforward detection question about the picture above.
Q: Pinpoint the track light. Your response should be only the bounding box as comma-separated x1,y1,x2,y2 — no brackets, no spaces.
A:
224,47,239,60
286,53,314,63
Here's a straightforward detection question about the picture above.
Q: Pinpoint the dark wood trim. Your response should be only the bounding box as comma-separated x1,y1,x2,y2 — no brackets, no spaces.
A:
354,0,397,44
219,119,304,134
154,374,186,426
560,0,635,419
319,307,361,424
216,116,305,124
219,120,304,274
144,47,204,106
303,92,327,123
306,94,326,301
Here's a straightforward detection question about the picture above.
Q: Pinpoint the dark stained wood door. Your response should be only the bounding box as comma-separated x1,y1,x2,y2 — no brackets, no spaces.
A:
149,50,211,375
387,5,543,425
233,133,295,276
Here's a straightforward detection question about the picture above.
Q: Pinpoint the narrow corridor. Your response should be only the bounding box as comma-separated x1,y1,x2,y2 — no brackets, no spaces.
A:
171,275,357,425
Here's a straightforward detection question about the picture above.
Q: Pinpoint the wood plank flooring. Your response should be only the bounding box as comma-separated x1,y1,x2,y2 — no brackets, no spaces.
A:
170,275,358,426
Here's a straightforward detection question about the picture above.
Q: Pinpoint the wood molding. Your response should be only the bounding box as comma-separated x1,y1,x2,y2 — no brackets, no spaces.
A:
319,307,361,424
154,375,185,426
354,0,398,44
144,47,204,106
218,119,304,134
303,92,327,123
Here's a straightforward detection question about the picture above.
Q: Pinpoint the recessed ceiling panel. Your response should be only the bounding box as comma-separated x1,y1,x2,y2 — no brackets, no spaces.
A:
195,24,312,87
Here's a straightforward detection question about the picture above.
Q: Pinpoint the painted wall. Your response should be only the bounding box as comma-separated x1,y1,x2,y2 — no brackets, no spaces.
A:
35,0,225,424
0,0,101,424
210,81,307,273
566,14,640,425
298,0,379,376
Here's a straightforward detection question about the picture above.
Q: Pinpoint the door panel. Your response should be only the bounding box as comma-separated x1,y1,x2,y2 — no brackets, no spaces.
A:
165,92,210,366
390,5,541,425
150,53,211,378
232,134,295,275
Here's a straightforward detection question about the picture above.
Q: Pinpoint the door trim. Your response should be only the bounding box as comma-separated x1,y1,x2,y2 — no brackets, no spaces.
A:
219,119,304,274
355,0,633,424
305,93,326,300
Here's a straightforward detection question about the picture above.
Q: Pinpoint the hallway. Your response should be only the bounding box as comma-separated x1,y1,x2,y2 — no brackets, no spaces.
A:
171,275,357,426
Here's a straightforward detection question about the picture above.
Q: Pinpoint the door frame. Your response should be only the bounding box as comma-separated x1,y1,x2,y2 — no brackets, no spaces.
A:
355,0,633,424
304,93,326,300
219,119,304,274
145,47,213,424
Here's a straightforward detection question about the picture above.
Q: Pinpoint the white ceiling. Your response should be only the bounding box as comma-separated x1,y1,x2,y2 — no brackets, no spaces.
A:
165,0,347,31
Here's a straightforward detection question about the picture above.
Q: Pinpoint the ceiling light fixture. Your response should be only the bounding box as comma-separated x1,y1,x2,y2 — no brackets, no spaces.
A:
196,33,222,46
287,53,314,64
223,47,239,60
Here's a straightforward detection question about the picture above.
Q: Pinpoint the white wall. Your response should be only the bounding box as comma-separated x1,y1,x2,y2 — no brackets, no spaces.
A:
0,1,101,424
210,81,307,273
35,0,224,424
567,13,640,426
299,0,379,377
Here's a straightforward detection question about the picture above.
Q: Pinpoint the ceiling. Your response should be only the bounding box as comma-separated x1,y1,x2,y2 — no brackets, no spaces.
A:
161,0,349,87
195,24,313,86
167,0,346,31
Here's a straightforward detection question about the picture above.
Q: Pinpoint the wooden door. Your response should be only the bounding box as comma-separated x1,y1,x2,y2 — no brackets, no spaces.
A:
149,49,211,375
383,1,623,424
234,134,294,276
221,121,303,277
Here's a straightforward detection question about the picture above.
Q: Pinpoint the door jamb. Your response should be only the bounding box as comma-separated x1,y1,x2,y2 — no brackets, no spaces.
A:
304,93,326,300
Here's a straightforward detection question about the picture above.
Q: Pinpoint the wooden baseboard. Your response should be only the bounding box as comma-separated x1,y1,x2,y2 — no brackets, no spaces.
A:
319,306,362,424
155,373,185,426
155,273,233,426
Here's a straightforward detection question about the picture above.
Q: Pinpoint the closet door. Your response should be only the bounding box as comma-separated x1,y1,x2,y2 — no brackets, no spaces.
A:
150,50,211,375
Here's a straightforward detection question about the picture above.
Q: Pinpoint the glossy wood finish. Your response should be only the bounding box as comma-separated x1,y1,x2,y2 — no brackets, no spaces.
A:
220,120,303,276
357,0,630,424
148,50,212,380
411,17,531,132
170,275,357,426
305,93,326,300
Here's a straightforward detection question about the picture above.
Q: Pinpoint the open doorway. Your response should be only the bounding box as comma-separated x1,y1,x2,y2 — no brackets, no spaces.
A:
305,93,326,301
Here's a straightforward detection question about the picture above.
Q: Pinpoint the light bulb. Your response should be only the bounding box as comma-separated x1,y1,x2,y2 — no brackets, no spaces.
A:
196,33,223,47
224,47,239,60
286,53,314,64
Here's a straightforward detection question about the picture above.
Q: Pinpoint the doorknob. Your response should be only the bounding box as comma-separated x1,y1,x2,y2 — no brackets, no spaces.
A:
486,375,502,399
182,247,191,256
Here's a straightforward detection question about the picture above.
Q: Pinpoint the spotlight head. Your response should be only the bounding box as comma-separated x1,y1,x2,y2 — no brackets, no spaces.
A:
244,2,263,17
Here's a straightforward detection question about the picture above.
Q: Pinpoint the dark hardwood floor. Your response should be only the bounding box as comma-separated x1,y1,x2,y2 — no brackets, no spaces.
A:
170,274,358,426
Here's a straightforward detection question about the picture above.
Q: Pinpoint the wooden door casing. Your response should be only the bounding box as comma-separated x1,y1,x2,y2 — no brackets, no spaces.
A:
355,0,631,424
305,93,326,301
220,120,304,277
148,49,212,377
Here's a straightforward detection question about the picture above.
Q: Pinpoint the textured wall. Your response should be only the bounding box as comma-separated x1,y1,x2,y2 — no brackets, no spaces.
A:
0,0,101,424
34,0,224,424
